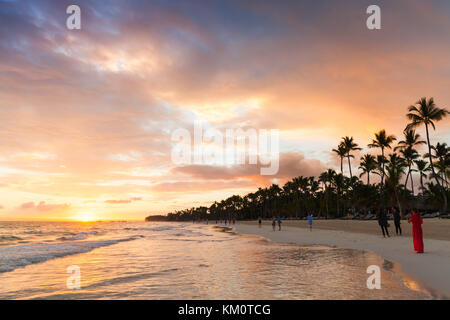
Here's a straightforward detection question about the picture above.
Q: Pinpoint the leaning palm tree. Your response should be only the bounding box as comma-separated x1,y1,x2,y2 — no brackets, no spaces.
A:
368,130,397,185
359,154,377,185
406,97,449,212
341,136,362,179
332,143,347,174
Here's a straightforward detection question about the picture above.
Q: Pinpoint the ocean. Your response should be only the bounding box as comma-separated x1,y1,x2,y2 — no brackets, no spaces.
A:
0,221,432,299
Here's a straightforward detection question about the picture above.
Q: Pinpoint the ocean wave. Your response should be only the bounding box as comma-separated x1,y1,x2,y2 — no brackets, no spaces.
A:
124,226,175,232
57,231,98,241
0,237,138,273
23,231,44,235
0,235,23,242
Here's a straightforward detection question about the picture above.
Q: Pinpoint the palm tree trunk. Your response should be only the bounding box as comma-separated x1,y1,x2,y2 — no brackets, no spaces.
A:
420,174,424,193
394,188,403,218
340,157,343,174
410,171,414,195
347,155,352,178
367,172,370,185
426,123,447,213
404,167,411,192
381,148,385,186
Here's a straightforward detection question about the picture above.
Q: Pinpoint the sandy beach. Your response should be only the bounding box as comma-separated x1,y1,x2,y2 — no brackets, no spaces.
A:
234,219,450,298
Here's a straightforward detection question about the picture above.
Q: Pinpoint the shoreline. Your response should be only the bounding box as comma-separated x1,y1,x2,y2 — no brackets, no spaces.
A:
231,220,450,299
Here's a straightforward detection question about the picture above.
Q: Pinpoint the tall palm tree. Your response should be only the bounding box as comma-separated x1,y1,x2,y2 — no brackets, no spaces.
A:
341,136,362,179
368,130,397,185
406,97,449,212
359,154,377,185
332,143,347,174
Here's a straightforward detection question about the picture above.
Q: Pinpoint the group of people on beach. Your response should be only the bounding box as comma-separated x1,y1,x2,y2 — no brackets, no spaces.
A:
377,207,424,253
255,208,424,254
257,214,314,232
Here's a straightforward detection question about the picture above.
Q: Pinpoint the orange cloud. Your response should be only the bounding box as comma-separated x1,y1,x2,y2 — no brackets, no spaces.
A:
104,197,143,204
19,201,70,212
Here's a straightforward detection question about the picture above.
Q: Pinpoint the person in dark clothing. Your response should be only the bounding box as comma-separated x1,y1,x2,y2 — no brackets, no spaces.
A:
378,209,390,237
392,207,402,236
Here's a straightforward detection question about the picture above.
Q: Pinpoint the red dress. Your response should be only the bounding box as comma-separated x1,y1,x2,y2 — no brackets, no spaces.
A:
410,214,424,253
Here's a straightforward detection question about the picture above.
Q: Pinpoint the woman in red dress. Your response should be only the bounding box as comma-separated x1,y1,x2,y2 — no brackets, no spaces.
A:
408,209,424,253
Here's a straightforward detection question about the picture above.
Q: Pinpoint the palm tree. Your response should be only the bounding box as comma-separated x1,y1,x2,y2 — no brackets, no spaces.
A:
368,130,396,185
332,143,347,174
341,136,362,179
430,143,449,185
385,153,407,216
359,154,377,185
429,142,449,162
332,173,345,217
319,169,336,218
400,147,419,194
394,129,426,152
406,97,449,212
394,129,425,195
414,159,429,193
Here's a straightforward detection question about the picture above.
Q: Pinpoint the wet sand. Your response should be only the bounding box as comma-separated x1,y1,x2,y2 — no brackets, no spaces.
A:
233,219,450,298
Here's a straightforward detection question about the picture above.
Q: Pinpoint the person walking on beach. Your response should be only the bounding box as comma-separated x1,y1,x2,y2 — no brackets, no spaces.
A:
408,209,424,253
272,216,276,231
307,213,313,231
377,209,390,238
258,216,262,228
392,207,402,236
277,216,282,231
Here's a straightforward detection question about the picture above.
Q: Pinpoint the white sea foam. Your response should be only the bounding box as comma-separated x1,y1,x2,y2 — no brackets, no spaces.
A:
0,237,137,273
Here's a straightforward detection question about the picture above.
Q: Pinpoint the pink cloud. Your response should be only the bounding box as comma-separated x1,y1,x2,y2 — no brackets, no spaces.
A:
151,180,255,193
104,200,132,204
104,197,143,204
172,152,327,185
19,201,70,212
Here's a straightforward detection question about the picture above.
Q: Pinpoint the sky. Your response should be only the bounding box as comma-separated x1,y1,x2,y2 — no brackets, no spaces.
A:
0,0,449,221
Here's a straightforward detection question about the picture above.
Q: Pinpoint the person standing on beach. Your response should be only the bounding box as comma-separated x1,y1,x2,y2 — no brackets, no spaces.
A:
277,216,282,231
307,214,313,231
408,209,424,253
392,207,402,236
377,209,390,237
272,217,276,231
258,216,262,228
